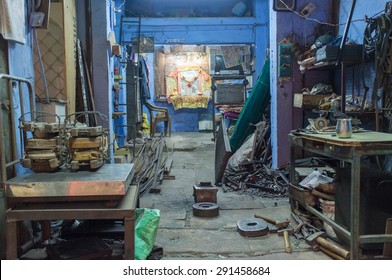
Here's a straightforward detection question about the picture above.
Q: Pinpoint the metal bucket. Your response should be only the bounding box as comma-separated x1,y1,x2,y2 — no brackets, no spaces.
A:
336,118,352,138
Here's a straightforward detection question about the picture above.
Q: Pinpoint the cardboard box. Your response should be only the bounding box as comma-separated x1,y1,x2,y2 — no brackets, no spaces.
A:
293,93,330,109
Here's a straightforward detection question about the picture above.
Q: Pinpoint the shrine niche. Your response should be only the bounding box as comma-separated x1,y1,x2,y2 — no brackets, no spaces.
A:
154,45,211,110
166,66,211,110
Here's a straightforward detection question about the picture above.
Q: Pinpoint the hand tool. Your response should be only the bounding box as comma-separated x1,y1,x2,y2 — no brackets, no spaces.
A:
278,228,293,253
254,214,290,229
305,231,350,259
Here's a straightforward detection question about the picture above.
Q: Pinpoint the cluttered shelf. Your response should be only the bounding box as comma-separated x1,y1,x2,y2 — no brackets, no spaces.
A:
306,56,363,71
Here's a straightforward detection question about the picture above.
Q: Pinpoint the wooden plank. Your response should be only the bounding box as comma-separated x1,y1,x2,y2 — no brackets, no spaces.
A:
63,0,77,116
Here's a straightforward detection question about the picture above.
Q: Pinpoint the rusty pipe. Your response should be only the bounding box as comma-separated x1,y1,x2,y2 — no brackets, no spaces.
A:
0,74,36,186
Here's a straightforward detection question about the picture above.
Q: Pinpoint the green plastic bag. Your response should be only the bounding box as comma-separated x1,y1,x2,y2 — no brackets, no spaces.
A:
135,208,160,260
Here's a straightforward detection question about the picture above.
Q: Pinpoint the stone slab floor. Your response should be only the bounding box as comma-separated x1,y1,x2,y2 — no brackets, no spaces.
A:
140,132,331,260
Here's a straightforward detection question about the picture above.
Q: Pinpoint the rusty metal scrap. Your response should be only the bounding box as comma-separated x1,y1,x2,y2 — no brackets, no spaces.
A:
222,121,289,197
130,136,173,196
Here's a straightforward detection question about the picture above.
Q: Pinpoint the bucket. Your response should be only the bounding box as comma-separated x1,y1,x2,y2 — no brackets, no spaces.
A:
319,198,337,238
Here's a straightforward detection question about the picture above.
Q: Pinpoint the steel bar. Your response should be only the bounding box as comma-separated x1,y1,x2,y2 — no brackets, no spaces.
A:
0,74,36,187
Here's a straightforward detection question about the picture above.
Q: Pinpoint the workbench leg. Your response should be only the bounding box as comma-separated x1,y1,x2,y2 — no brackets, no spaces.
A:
289,145,296,183
123,216,135,260
6,219,18,259
350,155,361,260
41,220,52,240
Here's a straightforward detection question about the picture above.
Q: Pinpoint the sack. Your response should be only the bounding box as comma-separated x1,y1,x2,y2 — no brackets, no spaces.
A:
135,208,160,260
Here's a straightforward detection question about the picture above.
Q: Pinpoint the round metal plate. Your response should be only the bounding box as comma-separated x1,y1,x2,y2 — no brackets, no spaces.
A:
237,218,269,237
192,202,219,217
314,117,328,130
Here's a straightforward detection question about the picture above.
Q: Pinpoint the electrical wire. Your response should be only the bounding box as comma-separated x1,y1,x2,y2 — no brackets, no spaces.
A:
278,0,381,27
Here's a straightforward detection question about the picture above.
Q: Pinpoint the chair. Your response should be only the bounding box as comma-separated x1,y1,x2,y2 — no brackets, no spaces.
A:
144,101,172,137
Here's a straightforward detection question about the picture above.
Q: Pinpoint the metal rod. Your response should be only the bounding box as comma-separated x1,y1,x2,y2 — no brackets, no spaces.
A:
306,205,351,239
5,160,20,168
336,0,356,66
0,74,37,186
360,234,392,243
0,100,6,188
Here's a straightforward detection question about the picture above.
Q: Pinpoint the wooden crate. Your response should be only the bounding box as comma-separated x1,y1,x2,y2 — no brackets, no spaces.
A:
289,184,318,208
293,93,330,109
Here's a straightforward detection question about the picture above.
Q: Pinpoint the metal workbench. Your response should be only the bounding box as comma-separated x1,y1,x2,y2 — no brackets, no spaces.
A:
289,131,392,259
5,163,134,203
4,164,138,259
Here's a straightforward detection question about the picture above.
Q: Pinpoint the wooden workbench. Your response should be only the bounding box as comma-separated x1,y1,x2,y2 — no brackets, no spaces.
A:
289,131,392,259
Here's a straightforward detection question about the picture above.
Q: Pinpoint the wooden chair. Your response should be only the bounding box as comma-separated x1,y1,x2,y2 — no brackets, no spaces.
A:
144,101,172,137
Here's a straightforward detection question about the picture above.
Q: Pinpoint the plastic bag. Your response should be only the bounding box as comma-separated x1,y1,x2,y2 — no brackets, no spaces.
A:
135,208,160,260
227,133,255,171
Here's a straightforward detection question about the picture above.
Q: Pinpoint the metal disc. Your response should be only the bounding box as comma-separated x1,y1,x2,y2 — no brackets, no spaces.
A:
192,202,219,217
237,218,269,237
314,117,329,130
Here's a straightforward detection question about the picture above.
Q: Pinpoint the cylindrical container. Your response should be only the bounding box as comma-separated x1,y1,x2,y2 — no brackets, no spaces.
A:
336,118,352,138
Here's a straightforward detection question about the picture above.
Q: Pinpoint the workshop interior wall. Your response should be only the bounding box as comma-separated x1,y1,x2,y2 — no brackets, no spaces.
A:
119,1,269,133
270,0,334,168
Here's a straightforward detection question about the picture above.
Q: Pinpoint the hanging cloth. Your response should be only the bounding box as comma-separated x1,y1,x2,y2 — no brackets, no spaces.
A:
0,0,26,44
139,55,151,100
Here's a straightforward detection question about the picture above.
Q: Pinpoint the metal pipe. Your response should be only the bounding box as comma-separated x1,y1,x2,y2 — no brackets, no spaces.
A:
0,103,6,188
0,74,35,116
5,160,20,168
0,74,36,185
336,0,356,66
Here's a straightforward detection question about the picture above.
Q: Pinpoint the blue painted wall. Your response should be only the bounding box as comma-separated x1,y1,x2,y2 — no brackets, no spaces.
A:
6,3,35,177
117,0,269,133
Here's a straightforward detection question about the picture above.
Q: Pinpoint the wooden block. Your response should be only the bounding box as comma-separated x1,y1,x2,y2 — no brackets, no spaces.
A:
293,93,331,109
69,137,102,149
25,138,59,150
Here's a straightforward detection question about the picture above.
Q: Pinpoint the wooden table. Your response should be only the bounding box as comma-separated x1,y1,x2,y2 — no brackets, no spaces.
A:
289,131,392,259
5,184,139,260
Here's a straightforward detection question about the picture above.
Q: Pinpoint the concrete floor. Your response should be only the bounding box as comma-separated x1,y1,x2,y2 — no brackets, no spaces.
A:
140,132,331,260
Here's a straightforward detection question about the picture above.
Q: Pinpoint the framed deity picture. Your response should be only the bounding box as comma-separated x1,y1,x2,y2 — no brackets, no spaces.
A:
273,0,295,11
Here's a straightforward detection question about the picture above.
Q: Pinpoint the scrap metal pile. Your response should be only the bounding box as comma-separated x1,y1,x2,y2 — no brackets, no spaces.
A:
129,135,174,196
222,121,289,197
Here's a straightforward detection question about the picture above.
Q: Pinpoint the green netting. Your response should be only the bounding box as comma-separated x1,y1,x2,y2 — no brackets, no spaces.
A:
229,58,270,151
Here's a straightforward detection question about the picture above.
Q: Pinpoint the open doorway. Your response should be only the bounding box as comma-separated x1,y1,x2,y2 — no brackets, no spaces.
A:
127,44,253,136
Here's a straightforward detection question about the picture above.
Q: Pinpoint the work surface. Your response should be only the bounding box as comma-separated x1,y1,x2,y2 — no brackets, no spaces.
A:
5,163,134,202
294,131,392,146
